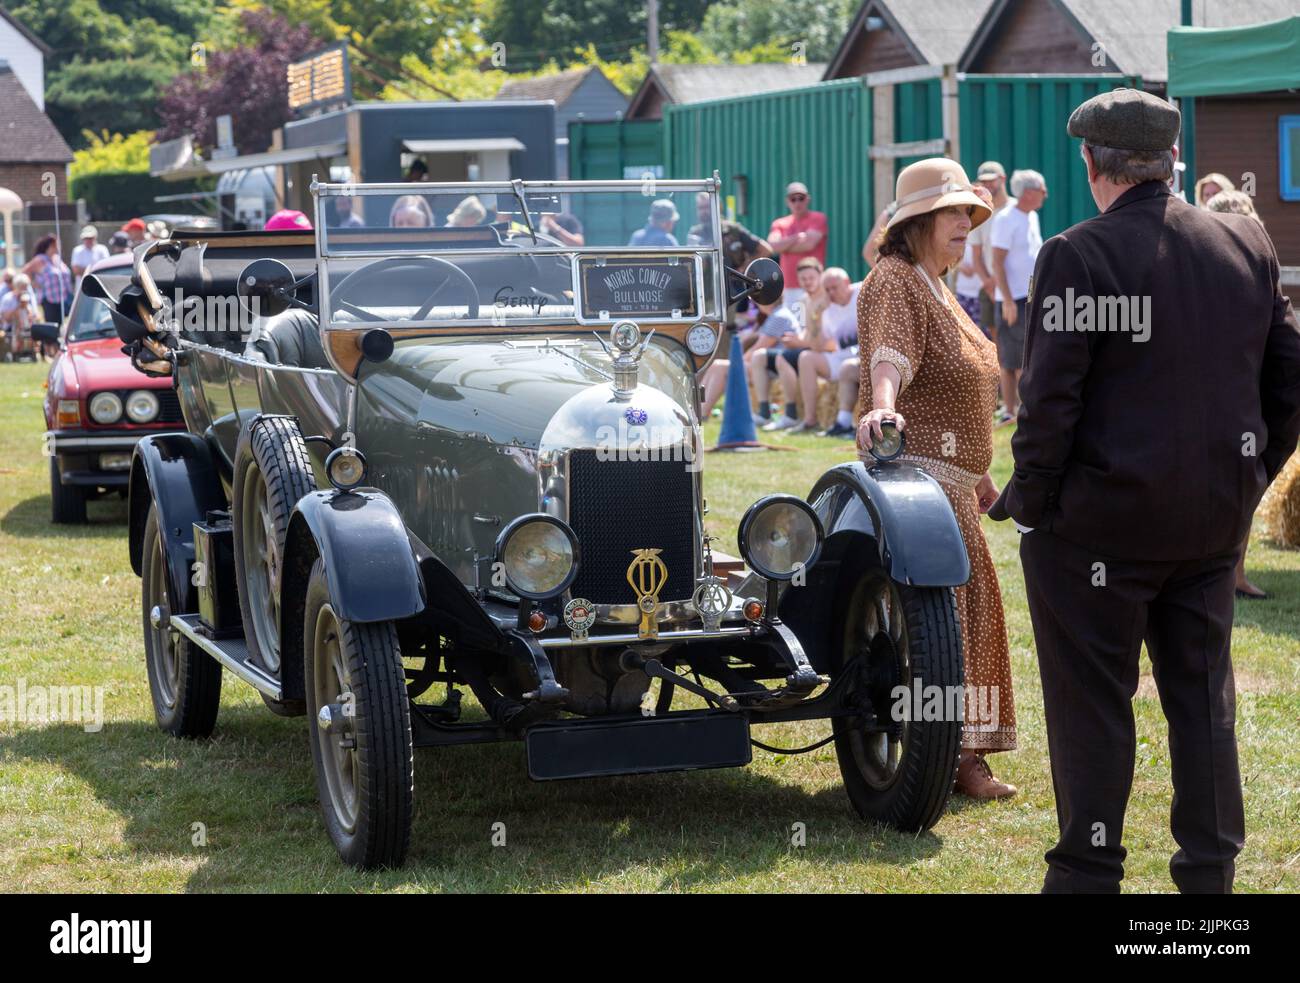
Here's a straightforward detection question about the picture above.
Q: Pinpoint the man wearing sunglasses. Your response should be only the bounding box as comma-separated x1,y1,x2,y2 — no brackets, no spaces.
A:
768,181,829,306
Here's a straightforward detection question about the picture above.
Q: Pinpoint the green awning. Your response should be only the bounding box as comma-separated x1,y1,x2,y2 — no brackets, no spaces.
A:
1168,16,1300,98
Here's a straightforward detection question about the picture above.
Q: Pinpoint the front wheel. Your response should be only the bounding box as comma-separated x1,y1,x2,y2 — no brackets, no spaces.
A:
141,504,222,737
832,569,962,831
304,558,413,869
232,416,315,710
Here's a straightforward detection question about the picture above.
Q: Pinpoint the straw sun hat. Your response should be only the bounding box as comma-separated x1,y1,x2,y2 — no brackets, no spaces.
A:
885,158,993,232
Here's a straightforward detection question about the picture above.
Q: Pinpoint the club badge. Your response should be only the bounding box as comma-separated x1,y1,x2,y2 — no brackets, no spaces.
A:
693,577,731,632
626,548,668,640
563,597,596,642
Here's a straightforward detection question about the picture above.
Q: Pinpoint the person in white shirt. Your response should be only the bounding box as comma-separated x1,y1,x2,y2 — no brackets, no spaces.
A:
785,267,861,435
967,161,1015,340
71,226,109,280
989,169,1047,419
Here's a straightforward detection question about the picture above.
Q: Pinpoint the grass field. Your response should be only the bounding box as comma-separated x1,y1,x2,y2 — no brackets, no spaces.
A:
1,358,1297,893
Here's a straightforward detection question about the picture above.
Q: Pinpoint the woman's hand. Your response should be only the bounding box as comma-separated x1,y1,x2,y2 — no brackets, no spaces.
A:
857,407,905,452
976,473,999,514
1001,298,1018,326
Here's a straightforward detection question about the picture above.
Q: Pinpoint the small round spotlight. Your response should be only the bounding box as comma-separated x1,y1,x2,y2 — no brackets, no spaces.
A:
869,420,905,462
325,447,367,490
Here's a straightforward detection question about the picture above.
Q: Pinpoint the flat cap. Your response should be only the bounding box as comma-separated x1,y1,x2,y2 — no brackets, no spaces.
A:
1067,87,1180,152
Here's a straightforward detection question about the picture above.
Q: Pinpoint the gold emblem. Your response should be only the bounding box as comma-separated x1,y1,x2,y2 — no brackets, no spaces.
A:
626,548,668,640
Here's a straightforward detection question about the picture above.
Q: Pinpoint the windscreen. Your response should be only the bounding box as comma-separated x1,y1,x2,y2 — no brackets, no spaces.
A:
313,181,725,330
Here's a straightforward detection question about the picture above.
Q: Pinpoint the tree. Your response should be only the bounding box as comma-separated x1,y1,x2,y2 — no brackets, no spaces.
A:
251,0,490,99
7,0,221,146
45,58,179,140
71,130,155,178
699,0,857,63
485,0,712,71
156,9,323,154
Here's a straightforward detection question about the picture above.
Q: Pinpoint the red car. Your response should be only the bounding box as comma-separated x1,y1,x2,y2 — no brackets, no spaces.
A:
38,255,186,523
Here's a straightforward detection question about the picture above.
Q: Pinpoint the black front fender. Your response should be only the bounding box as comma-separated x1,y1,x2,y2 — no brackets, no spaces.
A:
808,461,970,587
128,432,227,614
285,489,426,624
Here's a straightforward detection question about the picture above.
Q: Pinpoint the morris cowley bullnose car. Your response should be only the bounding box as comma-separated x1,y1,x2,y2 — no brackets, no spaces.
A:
36,255,187,524
100,177,971,868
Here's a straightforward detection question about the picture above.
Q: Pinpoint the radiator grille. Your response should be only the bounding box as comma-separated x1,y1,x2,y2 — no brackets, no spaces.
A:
566,450,696,605
156,389,183,424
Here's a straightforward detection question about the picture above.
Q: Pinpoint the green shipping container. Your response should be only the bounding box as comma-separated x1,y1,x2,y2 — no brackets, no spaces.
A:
958,75,1140,237
665,78,875,279
567,119,666,245
893,78,943,176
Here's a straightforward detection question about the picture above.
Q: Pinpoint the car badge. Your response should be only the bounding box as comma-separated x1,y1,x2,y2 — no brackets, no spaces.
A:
563,597,596,642
693,577,732,633
624,407,648,426
626,548,668,640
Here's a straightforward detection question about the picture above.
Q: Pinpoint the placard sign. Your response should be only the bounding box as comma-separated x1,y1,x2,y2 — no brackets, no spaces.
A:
577,255,699,322
288,42,352,118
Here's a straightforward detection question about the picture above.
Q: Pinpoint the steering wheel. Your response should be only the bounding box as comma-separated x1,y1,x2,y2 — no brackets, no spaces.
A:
330,256,480,323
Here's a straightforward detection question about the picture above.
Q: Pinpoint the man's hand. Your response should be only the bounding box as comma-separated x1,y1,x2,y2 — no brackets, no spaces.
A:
975,473,999,513
1002,298,1018,326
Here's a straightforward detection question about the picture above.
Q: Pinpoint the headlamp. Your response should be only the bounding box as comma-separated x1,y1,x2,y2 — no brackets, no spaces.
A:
495,514,580,600
738,495,823,582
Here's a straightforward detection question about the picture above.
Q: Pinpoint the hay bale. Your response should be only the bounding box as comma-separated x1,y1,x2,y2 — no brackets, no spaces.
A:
1260,451,1300,548
763,377,843,430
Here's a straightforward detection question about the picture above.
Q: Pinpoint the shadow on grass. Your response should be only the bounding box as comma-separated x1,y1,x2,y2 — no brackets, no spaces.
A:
8,706,949,892
1,492,129,538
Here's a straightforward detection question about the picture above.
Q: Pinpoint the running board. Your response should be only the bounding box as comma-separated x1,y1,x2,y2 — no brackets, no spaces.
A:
169,614,282,700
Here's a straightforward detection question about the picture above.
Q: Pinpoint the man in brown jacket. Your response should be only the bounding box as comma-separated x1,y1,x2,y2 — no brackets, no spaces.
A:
989,88,1300,893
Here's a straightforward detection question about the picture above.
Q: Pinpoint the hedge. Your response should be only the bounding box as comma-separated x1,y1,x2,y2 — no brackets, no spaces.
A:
69,171,215,222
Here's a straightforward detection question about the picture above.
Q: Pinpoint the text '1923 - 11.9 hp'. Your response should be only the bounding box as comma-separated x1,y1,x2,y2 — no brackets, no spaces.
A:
96,176,971,868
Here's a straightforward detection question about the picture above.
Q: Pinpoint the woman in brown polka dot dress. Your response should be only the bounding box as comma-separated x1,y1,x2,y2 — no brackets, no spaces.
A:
857,158,1018,799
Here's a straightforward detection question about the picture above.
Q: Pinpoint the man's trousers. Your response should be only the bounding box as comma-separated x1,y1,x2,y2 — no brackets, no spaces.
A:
1019,529,1245,893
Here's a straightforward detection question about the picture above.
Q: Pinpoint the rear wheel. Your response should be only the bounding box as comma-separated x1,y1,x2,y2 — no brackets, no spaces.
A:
141,504,222,737
49,457,86,524
304,558,413,869
232,416,315,713
832,568,962,831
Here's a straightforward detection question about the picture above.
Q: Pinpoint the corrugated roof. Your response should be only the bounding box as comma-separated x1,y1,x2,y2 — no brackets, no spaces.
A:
0,65,73,163
652,63,827,105
496,67,604,104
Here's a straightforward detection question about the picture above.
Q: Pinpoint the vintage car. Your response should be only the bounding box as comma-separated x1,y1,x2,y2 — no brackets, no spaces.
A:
100,178,970,868
36,255,187,523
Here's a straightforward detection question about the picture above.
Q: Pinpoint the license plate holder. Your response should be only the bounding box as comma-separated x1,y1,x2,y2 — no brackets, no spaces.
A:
526,710,751,781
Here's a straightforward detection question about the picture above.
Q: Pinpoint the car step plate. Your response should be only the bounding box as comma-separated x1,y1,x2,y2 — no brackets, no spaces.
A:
526,710,752,781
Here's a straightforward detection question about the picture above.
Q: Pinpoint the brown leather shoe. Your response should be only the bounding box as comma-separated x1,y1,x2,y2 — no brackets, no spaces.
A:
955,753,1018,799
